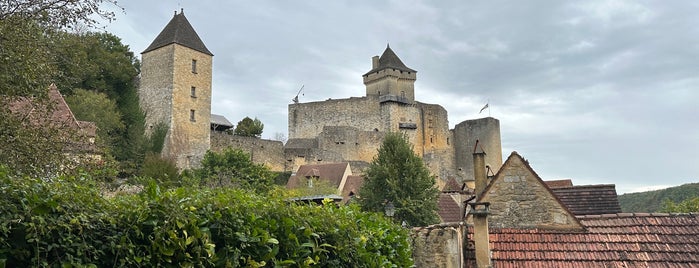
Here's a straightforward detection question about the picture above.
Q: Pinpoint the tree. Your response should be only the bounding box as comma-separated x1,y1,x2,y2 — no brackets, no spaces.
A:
358,132,439,226
191,148,274,193
234,117,264,137
0,0,119,30
65,89,124,148
662,197,699,213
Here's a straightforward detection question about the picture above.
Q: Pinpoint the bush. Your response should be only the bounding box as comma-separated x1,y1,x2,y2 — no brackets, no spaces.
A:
0,168,413,267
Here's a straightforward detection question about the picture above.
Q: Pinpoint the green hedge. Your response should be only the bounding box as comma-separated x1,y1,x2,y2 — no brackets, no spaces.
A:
0,170,412,267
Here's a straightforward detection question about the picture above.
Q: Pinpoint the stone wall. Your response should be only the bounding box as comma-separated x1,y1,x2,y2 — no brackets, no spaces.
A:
140,44,212,169
411,224,464,268
210,132,286,172
480,153,581,229
168,45,212,169
453,117,502,182
288,96,382,139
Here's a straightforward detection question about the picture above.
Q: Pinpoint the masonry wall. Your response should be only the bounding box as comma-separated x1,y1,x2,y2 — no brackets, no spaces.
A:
210,132,286,171
288,96,382,139
364,68,416,101
168,45,212,169
453,117,502,182
139,45,174,136
411,225,463,268
139,44,212,169
480,155,580,229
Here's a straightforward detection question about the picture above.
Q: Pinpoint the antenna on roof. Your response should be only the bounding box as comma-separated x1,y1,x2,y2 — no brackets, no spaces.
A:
292,84,304,104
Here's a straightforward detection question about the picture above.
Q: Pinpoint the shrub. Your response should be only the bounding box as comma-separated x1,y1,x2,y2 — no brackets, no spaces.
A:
0,168,413,267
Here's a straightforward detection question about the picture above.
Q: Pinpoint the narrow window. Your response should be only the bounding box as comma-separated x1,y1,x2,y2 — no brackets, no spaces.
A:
401,91,405,98
191,59,197,74
191,86,196,98
190,109,196,122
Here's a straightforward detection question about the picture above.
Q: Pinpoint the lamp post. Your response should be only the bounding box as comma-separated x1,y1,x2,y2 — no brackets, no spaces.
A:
384,201,395,218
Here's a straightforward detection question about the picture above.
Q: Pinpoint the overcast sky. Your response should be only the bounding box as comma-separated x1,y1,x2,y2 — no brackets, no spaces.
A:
101,1,698,194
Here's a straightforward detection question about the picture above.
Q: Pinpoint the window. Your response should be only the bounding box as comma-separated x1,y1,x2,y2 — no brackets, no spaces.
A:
190,109,196,122
191,59,197,73
190,86,196,98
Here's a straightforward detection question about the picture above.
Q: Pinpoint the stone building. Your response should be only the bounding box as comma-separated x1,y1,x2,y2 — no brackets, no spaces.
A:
139,9,213,169
138,12,503,185
286,45,502,186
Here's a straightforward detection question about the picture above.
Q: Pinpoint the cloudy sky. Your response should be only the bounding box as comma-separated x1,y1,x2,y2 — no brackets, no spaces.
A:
100,1,698,193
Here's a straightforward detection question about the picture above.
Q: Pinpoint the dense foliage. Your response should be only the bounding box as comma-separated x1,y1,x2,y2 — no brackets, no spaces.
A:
0,167,413,267
618,182,699,212
234,117,264,138
185,149,274,193
359,132,440,227
662,197,699,213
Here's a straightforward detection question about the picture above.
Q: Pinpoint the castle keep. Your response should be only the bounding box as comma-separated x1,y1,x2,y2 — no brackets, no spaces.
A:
285,45,503,185
140,12,503,185
139,10,213,169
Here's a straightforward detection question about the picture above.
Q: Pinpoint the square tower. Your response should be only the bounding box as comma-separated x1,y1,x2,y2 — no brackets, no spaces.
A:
139,9,213,169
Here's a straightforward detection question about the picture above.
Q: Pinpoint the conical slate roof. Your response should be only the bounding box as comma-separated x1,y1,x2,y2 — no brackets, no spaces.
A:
142,10,213,56
364,44,416,76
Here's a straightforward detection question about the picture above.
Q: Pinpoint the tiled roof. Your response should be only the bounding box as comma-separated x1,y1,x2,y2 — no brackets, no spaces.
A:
286,162,350,189
551,184,622,215
437,194,463,223
341,175,364,203
8,84,98,153
143,10,213,56
464,213,699,267
545,179,573,188
442,177,462,193
363,45,416,76
210,114,233,128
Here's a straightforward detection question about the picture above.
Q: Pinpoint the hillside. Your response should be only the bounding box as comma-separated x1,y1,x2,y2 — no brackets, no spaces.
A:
618,182,699,212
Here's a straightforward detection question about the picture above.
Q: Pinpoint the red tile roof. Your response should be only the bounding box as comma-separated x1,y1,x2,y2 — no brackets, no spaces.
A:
545,179,573,188
551,184,622,215
437,194,463,223
341,175,364,203
442,177,463,192
286,162,350,189
465,213,699,267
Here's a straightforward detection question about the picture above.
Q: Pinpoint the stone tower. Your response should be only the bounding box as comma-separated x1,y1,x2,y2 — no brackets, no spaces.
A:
453,117,503,184
363,44,417,102
139,9,213,169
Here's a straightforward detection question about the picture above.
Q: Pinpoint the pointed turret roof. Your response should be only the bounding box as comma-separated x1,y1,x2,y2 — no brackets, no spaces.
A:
363,44,416,76
143,10,213,56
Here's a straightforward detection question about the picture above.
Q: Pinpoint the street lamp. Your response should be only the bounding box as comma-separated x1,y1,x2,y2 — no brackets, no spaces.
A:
384,201,395,217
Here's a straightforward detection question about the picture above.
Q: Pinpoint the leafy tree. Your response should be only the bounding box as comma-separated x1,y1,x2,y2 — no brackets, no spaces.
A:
234,116,264,137
65,89,124,149
359,132,440,226
662,197,699,213
190,148,274,193
0,0,119,30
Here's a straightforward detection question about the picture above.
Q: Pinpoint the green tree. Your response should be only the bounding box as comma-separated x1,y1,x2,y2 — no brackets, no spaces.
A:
662,197,699,213
191,148,274,193
234,117,264,137
359,132,439,226
65,89,124,148
0,0,119,30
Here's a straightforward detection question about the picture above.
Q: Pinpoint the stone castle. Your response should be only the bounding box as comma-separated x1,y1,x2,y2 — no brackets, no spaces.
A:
139,10,504,186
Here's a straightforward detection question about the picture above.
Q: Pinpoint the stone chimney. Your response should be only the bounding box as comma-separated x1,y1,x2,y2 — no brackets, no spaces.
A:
471,140,492,268
371,56,379,69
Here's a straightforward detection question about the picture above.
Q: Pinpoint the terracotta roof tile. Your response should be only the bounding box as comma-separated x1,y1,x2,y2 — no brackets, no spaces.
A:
545,179,573,188
465,213,699,267
437,194,462,223
442,177,462,192
551,184,622,215
286,162,350,190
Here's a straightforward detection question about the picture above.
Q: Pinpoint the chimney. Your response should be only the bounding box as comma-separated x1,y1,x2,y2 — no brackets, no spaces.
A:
371,56,379,69
471,140,492,268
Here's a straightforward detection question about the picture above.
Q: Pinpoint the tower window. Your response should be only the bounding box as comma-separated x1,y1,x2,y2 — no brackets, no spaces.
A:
190,109,196,122
191,59,197,74
191,86,196,98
